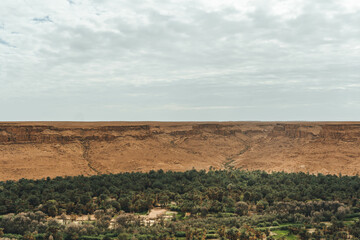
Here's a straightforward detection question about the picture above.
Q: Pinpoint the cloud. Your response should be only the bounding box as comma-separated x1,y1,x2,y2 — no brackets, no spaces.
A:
32,15,53,23
0,0,359,120
0,37,10,46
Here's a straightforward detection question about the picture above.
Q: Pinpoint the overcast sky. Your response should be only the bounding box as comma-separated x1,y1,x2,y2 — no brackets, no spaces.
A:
0,0,359,121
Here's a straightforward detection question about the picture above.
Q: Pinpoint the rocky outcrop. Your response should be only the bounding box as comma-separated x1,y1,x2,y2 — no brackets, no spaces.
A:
0,125,154,144
269,123,360,141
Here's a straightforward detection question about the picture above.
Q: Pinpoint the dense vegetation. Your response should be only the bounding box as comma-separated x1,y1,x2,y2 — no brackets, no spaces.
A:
1,169,360,239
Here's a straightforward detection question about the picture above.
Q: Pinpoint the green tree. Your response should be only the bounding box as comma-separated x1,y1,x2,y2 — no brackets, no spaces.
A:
235,201,248,216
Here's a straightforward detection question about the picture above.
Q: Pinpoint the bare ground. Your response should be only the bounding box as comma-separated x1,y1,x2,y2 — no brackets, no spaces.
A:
1,121,360,180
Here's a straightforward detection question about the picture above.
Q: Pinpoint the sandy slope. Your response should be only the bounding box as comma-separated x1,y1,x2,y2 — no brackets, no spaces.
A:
1,121,360,180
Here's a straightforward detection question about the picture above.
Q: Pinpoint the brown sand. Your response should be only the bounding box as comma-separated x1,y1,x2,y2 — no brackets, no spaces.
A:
1,121,360,181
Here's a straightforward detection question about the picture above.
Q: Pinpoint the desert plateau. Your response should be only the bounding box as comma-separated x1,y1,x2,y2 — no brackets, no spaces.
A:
1,121,360,181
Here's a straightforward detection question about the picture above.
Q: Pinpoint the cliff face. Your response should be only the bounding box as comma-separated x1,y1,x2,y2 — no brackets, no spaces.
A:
1,122,360,180
0,125,152,143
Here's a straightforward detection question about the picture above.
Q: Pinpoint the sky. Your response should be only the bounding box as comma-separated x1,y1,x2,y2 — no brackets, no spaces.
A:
0,0,359,121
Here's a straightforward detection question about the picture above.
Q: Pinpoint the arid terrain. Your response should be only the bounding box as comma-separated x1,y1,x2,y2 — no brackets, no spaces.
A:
1,121,360,180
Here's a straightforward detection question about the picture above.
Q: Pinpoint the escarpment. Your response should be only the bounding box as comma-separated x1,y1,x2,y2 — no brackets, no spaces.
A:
1,122,360,181
0,125,152,144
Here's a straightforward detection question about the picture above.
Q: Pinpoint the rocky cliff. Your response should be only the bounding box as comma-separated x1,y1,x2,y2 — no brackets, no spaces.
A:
1,122,360,180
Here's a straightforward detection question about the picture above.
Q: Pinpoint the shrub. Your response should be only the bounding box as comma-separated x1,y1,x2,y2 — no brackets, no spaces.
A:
174,231,186,237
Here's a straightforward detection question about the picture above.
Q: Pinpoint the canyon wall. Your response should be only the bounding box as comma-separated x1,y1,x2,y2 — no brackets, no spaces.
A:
1,122,360,180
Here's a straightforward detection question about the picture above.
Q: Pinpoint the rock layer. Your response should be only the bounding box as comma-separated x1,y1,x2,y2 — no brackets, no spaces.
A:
1,122,360,180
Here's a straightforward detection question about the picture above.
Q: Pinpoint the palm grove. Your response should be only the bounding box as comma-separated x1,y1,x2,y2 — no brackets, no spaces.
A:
1,169,360,239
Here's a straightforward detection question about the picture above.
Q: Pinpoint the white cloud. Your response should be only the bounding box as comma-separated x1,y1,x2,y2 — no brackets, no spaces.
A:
0,0,359,120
